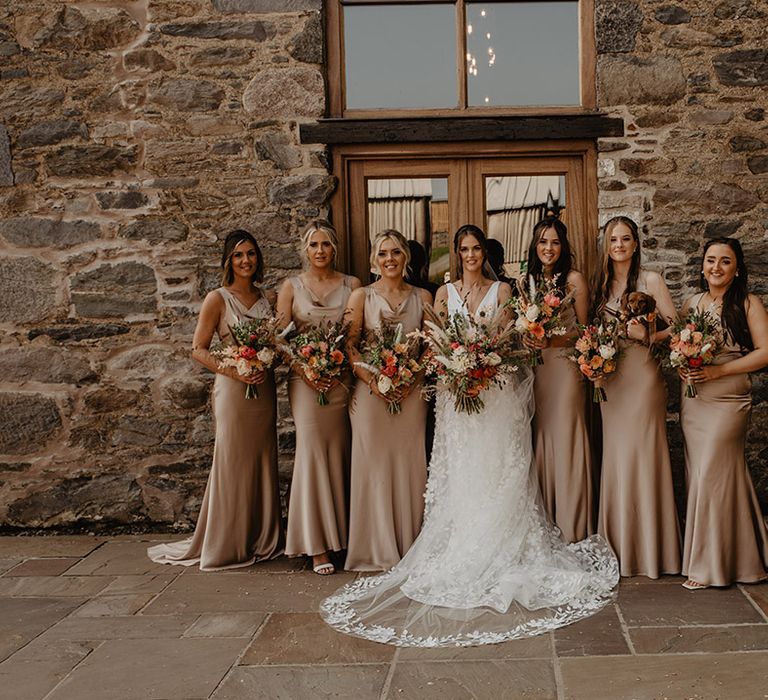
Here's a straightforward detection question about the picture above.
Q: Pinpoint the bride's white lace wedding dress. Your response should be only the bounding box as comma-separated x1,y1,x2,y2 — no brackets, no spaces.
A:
321,281,619,647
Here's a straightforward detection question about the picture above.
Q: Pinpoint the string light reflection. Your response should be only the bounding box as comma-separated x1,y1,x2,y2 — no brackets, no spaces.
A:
466,6,497,97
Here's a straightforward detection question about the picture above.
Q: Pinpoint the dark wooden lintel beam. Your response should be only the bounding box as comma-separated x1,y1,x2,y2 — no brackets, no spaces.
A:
300,115,624,144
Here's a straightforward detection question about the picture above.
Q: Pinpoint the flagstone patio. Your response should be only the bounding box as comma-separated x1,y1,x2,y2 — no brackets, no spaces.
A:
1,535,767,700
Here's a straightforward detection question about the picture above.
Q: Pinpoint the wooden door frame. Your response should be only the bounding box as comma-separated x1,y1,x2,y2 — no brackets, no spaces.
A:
329,140,598,282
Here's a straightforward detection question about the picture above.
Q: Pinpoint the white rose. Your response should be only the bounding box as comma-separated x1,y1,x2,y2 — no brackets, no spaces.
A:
257,348,274,365
669,350,682,365
598,344,615,360
484,352,502,366
377,374,393,394
680,328,692,343
524,304,540,322
515,315,529,332
236,358,251,376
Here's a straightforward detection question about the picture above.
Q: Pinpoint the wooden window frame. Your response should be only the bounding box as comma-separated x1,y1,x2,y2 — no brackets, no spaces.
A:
326,0,596,118
329,140,599,282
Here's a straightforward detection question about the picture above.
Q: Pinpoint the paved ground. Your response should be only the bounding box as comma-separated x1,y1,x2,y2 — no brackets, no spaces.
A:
1,535,767,700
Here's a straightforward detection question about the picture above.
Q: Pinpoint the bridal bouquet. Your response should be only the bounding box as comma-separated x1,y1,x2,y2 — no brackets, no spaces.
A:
570,319,621,403
211,317,285,399
282,320,349,405
419,306,522,415
510,275,574,366
355,322,423,415
668,310,720,398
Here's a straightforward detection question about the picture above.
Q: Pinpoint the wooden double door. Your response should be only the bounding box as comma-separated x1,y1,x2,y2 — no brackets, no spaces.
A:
330,141,598,284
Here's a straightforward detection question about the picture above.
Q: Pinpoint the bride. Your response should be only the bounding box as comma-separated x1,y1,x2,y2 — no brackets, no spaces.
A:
321,224,619,647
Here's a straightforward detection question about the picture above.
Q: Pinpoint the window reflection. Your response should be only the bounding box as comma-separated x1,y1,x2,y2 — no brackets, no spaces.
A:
367,178,449,286
485,175,566,278
344,4,457,110
466,1,579,106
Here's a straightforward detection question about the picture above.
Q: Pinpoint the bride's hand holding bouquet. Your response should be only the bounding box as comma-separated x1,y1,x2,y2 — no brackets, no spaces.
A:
511,275,575,366
419,304,522,414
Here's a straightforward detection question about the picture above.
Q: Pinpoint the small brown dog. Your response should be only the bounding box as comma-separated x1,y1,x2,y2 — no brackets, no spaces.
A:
620,290,669,333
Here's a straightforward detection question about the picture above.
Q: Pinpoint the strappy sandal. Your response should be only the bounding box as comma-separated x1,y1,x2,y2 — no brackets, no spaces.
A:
682,579,708,590
313,562,335,576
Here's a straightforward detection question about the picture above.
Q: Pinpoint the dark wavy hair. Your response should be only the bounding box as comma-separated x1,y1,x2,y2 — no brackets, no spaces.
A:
701,237,752,350
591,216,641,316
220,229,264,285
453,224,488,280
526,216,573,296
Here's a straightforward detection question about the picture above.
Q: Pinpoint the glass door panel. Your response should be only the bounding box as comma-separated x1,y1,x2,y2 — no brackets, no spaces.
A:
484,174,567,279
366,178,450,286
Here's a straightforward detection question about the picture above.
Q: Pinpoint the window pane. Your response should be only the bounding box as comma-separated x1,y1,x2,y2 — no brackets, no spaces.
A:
467,2,580,107
344,4,457,110
485,175,566,277
367,178,450,286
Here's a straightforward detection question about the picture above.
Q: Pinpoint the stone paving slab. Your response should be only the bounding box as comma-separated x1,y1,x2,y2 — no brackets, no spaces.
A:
559,651,768,700
212,665,390,700
0,596,85,662
183,612,267,638
42,614,197,640
743,583,768,618
47,638,248,700
71,593,155,617
4,558,79,577
0,537,103,558
553,604,630,657
389,659,557,699
0,559,20,574
98,573,178,596
616,580,765,625
240,612,396,665
0,575,113,598
64,541,173,577
0,639,96,700
142,569,356,615
629,623,768,654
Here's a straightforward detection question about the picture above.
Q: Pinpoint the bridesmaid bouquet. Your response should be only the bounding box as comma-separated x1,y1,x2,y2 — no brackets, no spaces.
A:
282,320,350,405
211,317,286,399
419,306,522,414
570,319,621,403
510,275,574,366
355,322,423,415
668,310,720,398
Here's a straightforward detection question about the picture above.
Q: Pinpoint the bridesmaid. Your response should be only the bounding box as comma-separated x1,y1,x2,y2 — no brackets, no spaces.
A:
591,216,681,578
679,237,768,589
148,230,283,570
276,220,361,575
345,229,432,572
523,217,594,543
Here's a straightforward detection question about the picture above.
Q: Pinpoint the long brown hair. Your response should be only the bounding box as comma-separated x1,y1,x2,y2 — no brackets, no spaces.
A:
591,216,641,316
526,216,573,296
220,229,264,285
453,224,489,280
701,237,753,350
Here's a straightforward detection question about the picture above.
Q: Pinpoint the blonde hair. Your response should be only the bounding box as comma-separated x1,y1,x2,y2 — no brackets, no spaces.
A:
369,229,411,276
300,219,339,265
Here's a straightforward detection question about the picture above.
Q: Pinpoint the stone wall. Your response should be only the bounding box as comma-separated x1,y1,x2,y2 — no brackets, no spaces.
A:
595,0,768,509
0,0,766,529
0,0,327,528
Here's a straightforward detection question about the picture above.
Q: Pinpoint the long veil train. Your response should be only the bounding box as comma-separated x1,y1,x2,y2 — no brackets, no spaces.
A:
321,369,618,647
